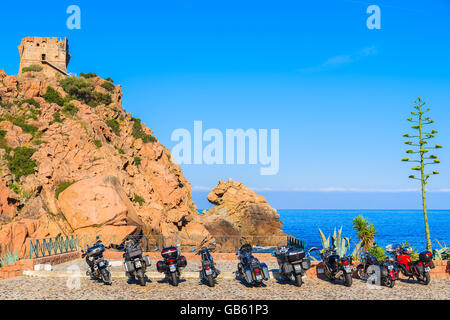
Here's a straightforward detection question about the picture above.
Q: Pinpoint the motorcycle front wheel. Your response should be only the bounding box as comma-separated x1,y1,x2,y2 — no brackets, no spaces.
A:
101,268,112,285
170,272,179,286
136,269,146,286
294,274,303,287
357,265,368,281
343,273,352,287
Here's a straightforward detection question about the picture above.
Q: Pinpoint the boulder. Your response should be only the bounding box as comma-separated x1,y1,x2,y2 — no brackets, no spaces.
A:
201,179,286,248
57,175,143,232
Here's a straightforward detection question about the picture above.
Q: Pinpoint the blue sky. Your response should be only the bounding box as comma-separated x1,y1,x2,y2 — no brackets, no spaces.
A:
1,0,449,209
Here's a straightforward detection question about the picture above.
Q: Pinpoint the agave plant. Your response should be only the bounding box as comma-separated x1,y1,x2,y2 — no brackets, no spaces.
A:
318,226,362,258
0,251,20,267
433,239,450,260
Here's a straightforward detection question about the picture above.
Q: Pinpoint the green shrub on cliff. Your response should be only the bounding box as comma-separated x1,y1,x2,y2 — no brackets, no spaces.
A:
101,81,115,93
59,77,112,107
93,139,102,148
43,86,64,106
134,156,141,167
50,111,64,124
62,102,79,116
133,194,145,206
22,64,43,73
55,181,75,199
6,147,37,180
106,119,120,136
80,72,97,79
131,117,157,143
20,98,41,109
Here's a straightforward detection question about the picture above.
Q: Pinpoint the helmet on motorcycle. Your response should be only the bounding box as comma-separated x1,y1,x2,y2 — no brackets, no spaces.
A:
403,247,413,254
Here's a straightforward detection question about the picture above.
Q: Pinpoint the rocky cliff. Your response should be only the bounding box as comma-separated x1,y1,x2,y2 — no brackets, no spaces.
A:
0,67,285,257
0,69,211,256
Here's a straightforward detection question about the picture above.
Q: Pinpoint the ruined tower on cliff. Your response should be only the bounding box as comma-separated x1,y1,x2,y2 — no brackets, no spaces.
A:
18,37,70,77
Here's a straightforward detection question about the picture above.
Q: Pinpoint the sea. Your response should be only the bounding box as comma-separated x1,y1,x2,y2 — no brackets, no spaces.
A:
278,209,449,253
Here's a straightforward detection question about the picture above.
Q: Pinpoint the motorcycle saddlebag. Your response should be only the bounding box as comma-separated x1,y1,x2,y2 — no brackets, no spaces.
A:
287,249,306,263
142,255,151,267
156,260,167,273
244,267,253,283
124,260,135,273
126,246,143,259
301,259,311,271
261,263,270,280
178,255,187,268
419,251,433,264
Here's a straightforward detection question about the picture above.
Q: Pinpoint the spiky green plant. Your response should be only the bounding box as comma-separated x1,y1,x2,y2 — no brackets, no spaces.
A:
318,227,361,258
402,97,442,251
433,239,450,260
0,251,20,267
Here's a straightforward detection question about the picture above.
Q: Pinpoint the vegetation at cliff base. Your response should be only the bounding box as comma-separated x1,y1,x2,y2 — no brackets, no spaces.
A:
106,119,120,135
6,147,37,180
43,86,64,106
22,64,43,73
55,181,75,199
131,117,157,143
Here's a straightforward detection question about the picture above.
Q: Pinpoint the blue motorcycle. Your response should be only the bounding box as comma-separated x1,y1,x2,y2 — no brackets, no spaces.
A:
192,243,220,287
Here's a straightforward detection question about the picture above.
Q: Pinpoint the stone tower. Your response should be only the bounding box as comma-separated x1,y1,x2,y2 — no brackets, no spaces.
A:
18,37,71,77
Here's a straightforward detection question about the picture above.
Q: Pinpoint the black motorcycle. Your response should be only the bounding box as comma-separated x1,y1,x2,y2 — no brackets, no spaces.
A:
156,244,187,286
81,238,112,285
356,252,398,288
193,243,220,287
236,244,270,287
273,246,311,287
310,247,353,287
122,238,152,286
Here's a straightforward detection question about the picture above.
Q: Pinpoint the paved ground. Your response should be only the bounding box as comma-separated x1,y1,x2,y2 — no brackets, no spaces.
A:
1,275,449,300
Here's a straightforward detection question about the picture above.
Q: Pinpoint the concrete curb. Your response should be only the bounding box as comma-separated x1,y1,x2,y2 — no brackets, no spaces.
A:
21,270,302,281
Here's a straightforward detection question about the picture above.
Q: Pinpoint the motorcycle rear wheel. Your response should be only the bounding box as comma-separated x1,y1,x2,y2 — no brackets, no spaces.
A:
343,273,352,287
136,269,146,286
101,268,112,285
294,274,303,287
421,272,431,285
207,274,215,287
170,272,179,286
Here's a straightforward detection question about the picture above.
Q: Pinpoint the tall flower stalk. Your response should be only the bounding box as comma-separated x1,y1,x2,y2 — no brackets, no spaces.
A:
402,97,443,251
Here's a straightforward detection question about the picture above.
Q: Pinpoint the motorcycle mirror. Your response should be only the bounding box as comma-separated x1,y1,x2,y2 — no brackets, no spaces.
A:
81,250,84,253
192,248,196,252
235,252,239,255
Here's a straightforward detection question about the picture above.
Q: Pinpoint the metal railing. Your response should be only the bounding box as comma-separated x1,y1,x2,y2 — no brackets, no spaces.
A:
29,235,78,259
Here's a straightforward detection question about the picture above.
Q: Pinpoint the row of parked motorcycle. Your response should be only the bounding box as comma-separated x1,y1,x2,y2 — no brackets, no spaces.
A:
81,237,435,288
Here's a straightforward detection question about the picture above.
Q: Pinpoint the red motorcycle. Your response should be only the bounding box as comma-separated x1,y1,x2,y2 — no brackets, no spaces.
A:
385,244,434,285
